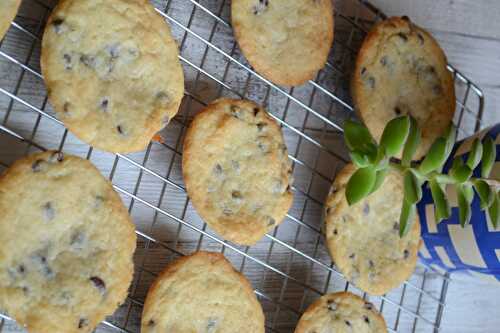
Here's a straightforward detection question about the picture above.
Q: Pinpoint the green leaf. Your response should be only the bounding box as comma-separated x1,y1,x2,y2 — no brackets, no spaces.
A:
418,138,447,174
463,183,474,203
350,151,372,168
370,168,389,194
449,161,472,183
344,120,376,154
481,137,496,178
488,192,499,229
473,179,494,210
399,200,416,237
403,170,422,204
429,179,451,222
401,116,421,166
457,184,472,227
380,116,411,157
466,138,483,170
444,124,457,158
345,166,377,206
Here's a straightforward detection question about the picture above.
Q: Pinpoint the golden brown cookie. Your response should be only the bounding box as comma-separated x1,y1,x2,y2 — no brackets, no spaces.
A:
0,0,21,40
352,16,455,159
182,98,293,245
41,0,184,153
231,0,334,86
324,164,421,295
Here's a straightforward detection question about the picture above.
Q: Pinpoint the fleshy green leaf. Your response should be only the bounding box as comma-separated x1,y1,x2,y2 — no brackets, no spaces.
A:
444,124,457,159
370,168,389,194
466,138,483,170
344,120,376,154
399,200,416,237
463,183,474,203
418,138,447,174
450,161,472,183
429,179,451,222
403,170,422,204
380,116,411,157
481,137,496,178
345,166,377,206
488,192,499,229
401,116,421,166
350,151,372,168
457,184,472,227
473,179,494,210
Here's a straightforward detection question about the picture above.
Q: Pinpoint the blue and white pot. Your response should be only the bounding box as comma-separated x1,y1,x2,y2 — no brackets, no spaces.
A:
417,124,500,283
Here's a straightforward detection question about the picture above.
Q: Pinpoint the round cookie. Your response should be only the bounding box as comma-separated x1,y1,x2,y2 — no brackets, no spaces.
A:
295,292,387,333
352,16,455,159
182,98,293,245
0,151,136,333
324,164,421,295
231,0,334,86
41,0,184,153
141,251,265,333
0,0,21,40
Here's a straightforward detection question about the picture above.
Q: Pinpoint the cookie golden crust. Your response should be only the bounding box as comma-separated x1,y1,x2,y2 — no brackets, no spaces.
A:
295,292,387,333
324,164,421,295
142,251,265,333
0,0,21,41
182,98,293,245
41,0,184,153
0,151,136,333
231,0,334,86
352,16,455,159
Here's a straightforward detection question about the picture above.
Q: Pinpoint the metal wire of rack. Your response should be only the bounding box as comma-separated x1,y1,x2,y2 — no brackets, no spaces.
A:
0,0,486,332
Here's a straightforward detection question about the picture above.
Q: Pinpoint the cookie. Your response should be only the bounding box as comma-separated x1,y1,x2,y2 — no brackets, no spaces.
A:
142,251,265,333
295,292,387,333
352,16,455,159
41,0,184,153
182,98,293,245
0,151,136,333
0,0,21,40
231,0,334,86
324,164,421,295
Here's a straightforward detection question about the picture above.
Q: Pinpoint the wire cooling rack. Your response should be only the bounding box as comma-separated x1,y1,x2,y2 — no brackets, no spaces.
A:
0,0,486,332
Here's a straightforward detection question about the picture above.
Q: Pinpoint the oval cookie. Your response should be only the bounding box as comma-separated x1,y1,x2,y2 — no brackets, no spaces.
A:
142,251,265,333
182,98,293,245
352,16,455,159
295,292,387,333
0,151,136,332
0,0,21,40
41,0,184,153
231,0,334,86
324,164,421,295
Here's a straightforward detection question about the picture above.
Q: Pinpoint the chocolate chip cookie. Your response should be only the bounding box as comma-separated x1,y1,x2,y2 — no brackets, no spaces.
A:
142,251,265,333
231,0,334,86
41,0,184,153
295,292,387,333
324,164,421,295
0,0,21,40
182,98,293,245
0,151,136,332
352,16,455,159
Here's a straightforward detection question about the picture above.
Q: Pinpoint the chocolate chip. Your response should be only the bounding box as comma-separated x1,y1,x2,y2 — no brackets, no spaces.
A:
52,18,64,33
231,190,242,199
333,229,338,235
326,207,332,215
70,231,85,249
397,32,408,41
43,202,55,222
18,265,26,274
256,122,267,132
401,15,410,21
380,56,387,66
368,259,375,268
404,249,410,259
32,253,54,278
32,159,45,172
95,195,105,208
361,67,366,75
432,84,443,95
364,315,370,324
90,276,106,294
253,0,268,15
100,98,109,112
394,106,402,115
257,142,269,153
367,76,375,89
63,54,72,70
49,151,64,163
345,320,351,327
364,302,374,310
230,105,241,118
117,125,125,135
78,318,89,329
349,253,356,259
265,216,276,226
80,54,95,68
393,222,399,231
363,203,370,215
148,319,156,327
417,33,425,45
327,300,337,311
22,286,29,295
253,107,260,116
213,164,223,177
63,102,70,113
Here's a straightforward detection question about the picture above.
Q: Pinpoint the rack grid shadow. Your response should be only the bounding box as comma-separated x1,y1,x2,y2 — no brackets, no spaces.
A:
0,0,485,332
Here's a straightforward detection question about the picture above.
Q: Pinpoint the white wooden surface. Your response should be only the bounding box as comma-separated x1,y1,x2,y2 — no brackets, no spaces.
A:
0,0,498,333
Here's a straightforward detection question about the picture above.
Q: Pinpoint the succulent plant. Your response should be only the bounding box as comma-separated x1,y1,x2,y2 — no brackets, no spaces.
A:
344,116,499,237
